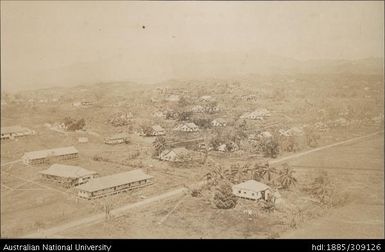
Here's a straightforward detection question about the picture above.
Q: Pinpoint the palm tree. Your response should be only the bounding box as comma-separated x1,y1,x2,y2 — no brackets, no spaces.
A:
263,162,276,182
307,170,334,204
252,160,275,182
276,163,297,189
153,136,167,156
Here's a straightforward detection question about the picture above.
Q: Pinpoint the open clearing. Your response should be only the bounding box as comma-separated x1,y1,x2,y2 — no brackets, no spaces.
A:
50,132,383,238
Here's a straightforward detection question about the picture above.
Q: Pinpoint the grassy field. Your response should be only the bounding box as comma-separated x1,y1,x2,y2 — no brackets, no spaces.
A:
54,133,383,238
281,133,384,238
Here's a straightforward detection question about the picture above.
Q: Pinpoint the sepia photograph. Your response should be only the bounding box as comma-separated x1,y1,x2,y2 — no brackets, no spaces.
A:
0,0,384,241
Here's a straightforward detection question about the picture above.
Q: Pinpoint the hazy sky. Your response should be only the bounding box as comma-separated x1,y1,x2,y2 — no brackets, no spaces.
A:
1,1,384,92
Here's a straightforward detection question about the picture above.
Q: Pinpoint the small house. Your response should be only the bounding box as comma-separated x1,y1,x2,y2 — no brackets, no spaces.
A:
217,142,239,152
211,118,227,127
199,95,215,102
39,164,97,187
173,122,199,132
159,147,191,162
240,109,271,120
104,133,129,145
232,180,272,201
151,125,166,136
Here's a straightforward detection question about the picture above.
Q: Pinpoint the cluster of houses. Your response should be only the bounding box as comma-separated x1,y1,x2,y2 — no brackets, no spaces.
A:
240,109,271,120
1,126,36,141
173,122,199,132
21,145,153,200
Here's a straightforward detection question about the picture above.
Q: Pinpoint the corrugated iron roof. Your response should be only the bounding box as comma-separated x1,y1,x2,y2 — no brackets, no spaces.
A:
233,180,270,192
23,146,78,160
39,164,96,178
75,169,152,192
106,133,129,140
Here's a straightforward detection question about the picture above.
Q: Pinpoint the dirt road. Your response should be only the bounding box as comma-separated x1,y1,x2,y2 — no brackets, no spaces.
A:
22,187,189,238
21,130,383,238
280,132,384,238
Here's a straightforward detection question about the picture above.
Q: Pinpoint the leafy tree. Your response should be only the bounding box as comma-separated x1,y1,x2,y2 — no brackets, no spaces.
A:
263,139,279,158
177,111,193,122
76,118,86,129
192,118,211,129
305,170,335,205
280,136,299,152
213,182,238,209
257,198,276,213
63,117,75,127
140,124,154,136
65,117,86,131
178,96,189,107
252,161,275,182
305,127,320,147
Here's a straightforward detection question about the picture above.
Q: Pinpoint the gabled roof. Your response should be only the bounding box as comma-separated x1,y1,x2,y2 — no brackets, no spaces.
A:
160,147,189,157
174,122,198,130
23,146,79,160
186,122,198,128
39,164,97,178
106,133,129,140
233,180,271,192
75,169,153,192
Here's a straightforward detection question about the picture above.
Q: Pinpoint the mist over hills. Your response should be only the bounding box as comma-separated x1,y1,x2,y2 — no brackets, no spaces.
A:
3,51,383,93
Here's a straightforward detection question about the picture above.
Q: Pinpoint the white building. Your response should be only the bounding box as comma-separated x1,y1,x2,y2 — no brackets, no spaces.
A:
151,125,166,136
240,109,271,120
76,169,153,199
1,126,36,140
22,146,79,165
232,180,272,201
211,118,227,127
104,133,130,145
173,122,199,132
39,164,97,187
199,95,215,102
159,148,191,162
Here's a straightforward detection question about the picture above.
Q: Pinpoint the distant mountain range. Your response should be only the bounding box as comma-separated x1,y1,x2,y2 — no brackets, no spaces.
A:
4,52,383,92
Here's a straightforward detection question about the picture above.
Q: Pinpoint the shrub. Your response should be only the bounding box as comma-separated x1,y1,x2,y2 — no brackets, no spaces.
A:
213,182,238,209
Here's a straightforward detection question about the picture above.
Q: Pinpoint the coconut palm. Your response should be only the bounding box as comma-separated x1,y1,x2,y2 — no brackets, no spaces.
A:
153,136,167,156
276,163,297,189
